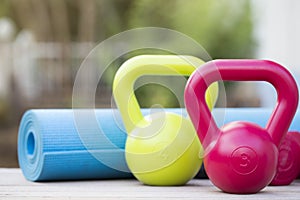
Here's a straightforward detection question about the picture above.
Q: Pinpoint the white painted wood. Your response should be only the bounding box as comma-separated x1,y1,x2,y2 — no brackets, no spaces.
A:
0,168,299,199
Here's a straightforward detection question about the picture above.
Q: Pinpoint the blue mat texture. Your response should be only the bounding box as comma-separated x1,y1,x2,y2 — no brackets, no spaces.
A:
18,109,133,181
18,108,300,181
18,108,188,181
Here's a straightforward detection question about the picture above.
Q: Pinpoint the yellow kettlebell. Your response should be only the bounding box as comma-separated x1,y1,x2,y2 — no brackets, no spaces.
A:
113,55,218,185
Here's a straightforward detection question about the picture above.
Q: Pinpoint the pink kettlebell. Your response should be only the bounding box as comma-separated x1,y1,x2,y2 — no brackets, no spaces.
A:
271,131,300,185
184,60,299,194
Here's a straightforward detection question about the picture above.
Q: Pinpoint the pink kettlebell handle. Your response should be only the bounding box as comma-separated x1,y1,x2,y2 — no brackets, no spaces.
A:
184,60,299,149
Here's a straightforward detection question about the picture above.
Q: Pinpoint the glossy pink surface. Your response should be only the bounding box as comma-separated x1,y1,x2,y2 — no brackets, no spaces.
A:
270,131,300,185
184,60,299,194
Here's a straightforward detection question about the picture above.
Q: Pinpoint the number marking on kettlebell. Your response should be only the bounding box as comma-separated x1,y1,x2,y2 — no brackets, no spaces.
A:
277,140,294,173
153,142,170,161
231,146,258,175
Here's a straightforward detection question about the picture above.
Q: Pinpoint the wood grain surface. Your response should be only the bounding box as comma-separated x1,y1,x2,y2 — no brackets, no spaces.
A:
1,168,299,200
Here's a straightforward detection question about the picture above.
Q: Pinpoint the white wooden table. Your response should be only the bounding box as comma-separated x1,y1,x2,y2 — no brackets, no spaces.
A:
1,168,300,200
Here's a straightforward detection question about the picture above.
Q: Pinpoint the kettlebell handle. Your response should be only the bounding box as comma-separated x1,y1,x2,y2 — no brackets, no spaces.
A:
113,55,218,133
185,59,299,148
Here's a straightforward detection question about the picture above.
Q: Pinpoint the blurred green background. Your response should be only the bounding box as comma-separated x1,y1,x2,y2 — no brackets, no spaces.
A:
0,0,258,167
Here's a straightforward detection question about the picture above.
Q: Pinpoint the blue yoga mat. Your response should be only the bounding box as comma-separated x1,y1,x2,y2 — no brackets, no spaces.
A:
18,108,192,181
19,108,299,181
212,107,300,131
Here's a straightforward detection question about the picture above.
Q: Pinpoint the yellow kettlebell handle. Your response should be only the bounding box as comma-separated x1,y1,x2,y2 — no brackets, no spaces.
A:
113,55,218,133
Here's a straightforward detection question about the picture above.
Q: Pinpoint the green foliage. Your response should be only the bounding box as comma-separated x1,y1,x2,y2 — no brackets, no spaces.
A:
0,0,255,109
126,0,255,107
0,0,9,17
135,83,181,108
128,0,255,59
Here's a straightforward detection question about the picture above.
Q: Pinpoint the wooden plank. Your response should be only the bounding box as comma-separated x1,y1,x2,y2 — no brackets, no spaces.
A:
0,168,299,199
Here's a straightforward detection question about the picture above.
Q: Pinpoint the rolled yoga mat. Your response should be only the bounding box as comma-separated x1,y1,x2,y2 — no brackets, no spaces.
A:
19,108,297,181
212,107,300,131
18,108,195,181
